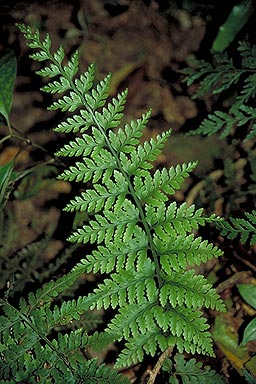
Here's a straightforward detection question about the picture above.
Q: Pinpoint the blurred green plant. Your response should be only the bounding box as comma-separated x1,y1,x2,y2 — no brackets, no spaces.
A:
217,211,256,246
0,49,16,131
181,41,256,140
181,17,256,382
212,0,254,53
237,284,256,346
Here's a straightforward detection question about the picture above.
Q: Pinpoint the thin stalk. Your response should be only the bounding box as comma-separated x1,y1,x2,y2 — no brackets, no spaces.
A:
147,346,173,384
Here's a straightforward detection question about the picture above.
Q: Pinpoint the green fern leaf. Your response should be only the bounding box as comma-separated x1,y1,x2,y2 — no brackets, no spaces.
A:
183,41,256,140
121,130,171,176
134,161,197,204
236,73,256,104
217,211,256,245
82,227,148,273
86,261,155,311
84,74,111,111
14,23,226,375
180,58,212,88
189,110,235,138
167,354,225,384
59,149,116,183
36,62,61,78
69,199,139,244
159,269,225,310
109,110,150,152
238,40,256,69
56,128,106,157
64,170,128,213
95,89,127,130
63,51,79,79
54,110,94,133
158,233,223,272
41,76,70,93
49,90,83,112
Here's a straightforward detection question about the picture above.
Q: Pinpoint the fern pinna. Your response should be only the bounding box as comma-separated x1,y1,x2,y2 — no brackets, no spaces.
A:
1,23,225,378
180,41,256,140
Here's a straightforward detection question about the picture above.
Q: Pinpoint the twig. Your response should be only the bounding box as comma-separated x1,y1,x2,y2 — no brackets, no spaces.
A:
147,346,173,384
216,270,253,293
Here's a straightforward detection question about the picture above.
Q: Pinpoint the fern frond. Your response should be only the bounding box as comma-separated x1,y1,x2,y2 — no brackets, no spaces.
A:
189,110,235,138
0,283,128,383
182,41,256,139
181,53,241,98
41,75,70,93
95,89,127,130
0,237,49,295
55,128,106,157
24,261,85,312
87,331,116,352
86,260,156,311
159,269,225,310
113,306,213,368
49,90,83,112
15,23,226,374
216,211,256,245
167,354,225,384
114,329,167,368
84,74,111,111
78,358,129,384
146,202,217,237
179,58,212,87
54,113,89,133
238,40,256,69
236,73,256,104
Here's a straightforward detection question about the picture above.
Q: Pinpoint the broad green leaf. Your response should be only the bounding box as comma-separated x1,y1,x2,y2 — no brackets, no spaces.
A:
212,0,253,52
213,314,249,370
241,318,256,346
0,159,15,209
0,49,17,124
237,284,256,309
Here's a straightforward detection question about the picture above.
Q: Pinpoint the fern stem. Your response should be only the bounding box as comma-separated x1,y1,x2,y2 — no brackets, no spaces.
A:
130,191,164,285
147,346,173,384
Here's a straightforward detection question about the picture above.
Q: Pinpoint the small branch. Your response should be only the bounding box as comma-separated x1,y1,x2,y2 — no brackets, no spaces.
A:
0,134,11,145
147,346,173,384
217,270,253,293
